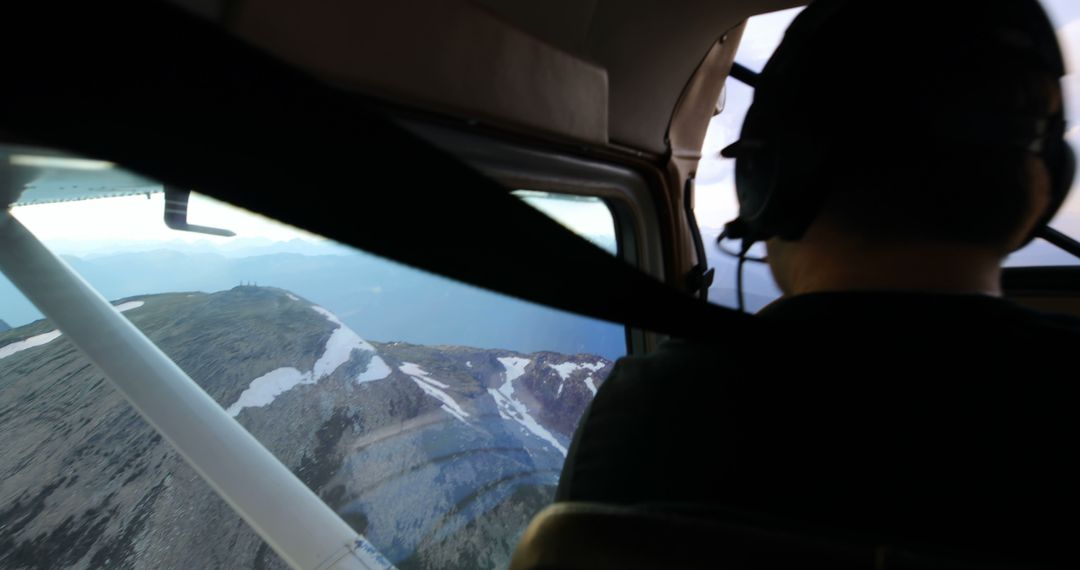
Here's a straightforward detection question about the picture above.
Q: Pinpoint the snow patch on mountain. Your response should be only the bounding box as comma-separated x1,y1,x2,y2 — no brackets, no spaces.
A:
549,361,605,379
357,355,391,383
400,362,449,387
286,293,299,301
491,357,567,455
1,299,151,361
547,360,606,397
311,306,377,380
228,301,388,416
114,301,145,313
411,378,470,424
0,330,63,360
499,357,530,382
584,376,598,396
401,362,469,424
547,362,578,381
226,368,312,416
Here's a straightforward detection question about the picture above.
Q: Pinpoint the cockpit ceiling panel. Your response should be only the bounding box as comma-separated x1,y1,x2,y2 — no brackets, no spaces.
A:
168,0,805,154
210,0,609,147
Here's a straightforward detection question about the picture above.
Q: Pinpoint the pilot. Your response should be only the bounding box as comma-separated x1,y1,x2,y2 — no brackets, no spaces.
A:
556,0,1079,566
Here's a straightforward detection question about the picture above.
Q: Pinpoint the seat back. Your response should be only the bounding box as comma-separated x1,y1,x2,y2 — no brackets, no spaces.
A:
509,502,1042,570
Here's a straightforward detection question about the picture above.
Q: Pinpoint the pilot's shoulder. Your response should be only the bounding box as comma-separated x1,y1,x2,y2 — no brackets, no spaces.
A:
595,336,750,401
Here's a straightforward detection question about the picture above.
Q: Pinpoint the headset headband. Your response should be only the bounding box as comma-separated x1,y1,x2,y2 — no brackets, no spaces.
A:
722,0,1074,244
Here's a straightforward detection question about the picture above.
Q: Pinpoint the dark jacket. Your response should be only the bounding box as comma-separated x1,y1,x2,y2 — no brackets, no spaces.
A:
557,292,1079,567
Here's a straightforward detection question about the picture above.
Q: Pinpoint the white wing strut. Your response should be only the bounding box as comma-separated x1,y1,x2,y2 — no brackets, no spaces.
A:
0,211,395,570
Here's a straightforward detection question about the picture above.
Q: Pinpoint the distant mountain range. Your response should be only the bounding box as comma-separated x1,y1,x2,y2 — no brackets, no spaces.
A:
0,319,9,332
0,245,625,360
0,287,611,569
26,237,359,259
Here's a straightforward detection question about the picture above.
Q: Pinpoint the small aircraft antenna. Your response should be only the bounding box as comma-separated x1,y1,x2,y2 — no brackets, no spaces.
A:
736,239,753,313
164,186,236,236
1037,226,1080,261
729,62,759,88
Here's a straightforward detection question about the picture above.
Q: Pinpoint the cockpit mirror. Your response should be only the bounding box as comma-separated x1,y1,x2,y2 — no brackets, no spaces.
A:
163,186,235,237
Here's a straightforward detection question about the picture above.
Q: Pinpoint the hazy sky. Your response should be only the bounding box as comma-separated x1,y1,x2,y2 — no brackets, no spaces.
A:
695,0,1080,242
12,192,316,246
12,188,616,255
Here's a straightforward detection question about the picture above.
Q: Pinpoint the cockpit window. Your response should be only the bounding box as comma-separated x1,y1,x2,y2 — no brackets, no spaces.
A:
1007,188,1080,266
1007,0,1080,263
696,7,803,311
698,1,1080,305
1,152,623,569
1007,0,1080,266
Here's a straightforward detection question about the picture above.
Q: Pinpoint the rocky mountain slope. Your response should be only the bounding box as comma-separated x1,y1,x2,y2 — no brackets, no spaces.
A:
0,287,612,569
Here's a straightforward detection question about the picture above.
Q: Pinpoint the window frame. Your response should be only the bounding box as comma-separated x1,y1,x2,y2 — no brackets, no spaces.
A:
0,141,637,567
399,118,666,355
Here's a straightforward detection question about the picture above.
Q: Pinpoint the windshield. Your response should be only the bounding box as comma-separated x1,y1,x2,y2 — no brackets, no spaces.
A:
1,157,623,569
696,1,1080,311
1007,0,1080,265
696,7,803,310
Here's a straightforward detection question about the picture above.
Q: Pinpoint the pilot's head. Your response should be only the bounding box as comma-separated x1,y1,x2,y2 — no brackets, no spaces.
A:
722,0,1073,297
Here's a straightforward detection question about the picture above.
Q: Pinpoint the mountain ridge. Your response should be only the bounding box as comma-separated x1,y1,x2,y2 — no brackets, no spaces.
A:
1,249,625,359
0,286,612,569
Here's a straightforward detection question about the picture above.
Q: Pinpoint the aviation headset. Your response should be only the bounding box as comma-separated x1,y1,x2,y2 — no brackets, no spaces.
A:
720,0,1076,246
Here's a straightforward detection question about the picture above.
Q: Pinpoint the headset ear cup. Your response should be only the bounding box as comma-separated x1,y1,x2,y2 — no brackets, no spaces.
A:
731,131,831,242
1042,141,1075,226
1056,143,1075,207
734,144,776,234
1020,142,1075,249
763,133,831,241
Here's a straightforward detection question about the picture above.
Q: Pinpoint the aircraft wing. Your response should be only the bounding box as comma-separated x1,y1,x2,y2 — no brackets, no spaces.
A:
4,147,162,206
